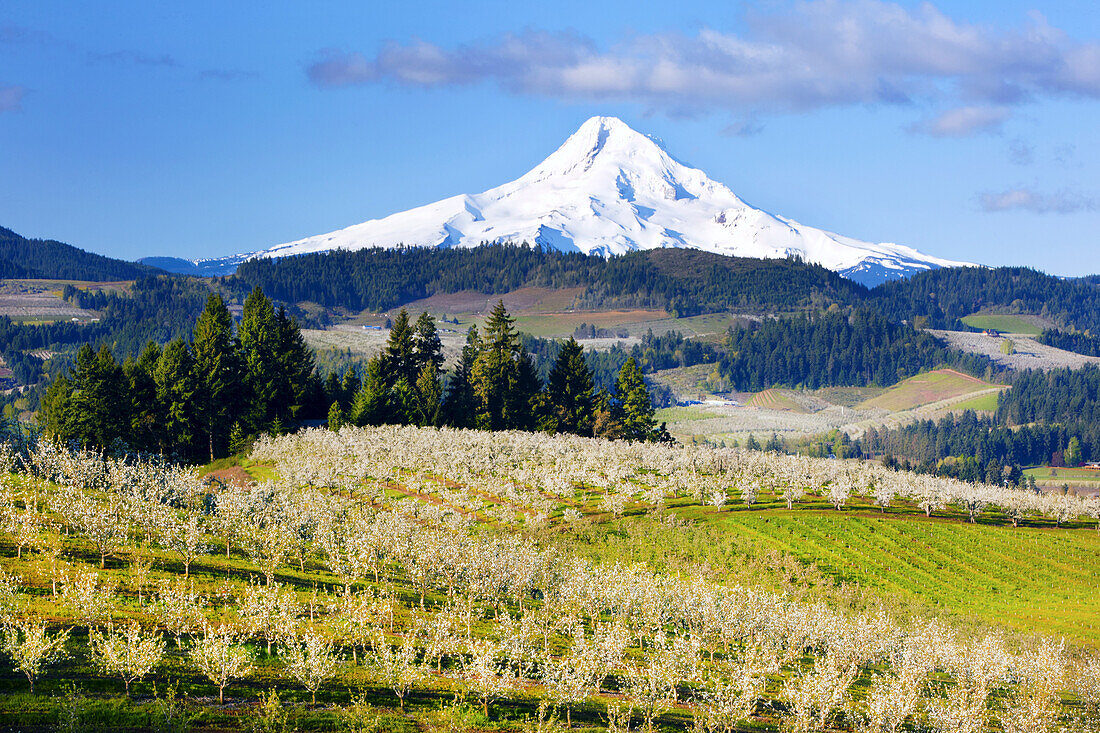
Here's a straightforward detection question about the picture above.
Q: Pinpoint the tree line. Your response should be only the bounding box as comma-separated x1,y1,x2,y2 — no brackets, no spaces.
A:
38,294,669,461
327,300,668,443
716,309,997,391
40,288,318,462
870,266,1100,332
1037,329,1100,357
232,245,868,317
0,225,158,281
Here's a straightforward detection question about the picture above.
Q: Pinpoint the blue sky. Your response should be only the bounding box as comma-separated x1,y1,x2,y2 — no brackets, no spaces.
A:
1,1,1098,275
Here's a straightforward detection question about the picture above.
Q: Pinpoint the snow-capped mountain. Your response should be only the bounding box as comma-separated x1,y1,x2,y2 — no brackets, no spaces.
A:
237,117,972,286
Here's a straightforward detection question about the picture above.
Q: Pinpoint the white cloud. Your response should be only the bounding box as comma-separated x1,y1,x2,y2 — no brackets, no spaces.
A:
908,106,1009,137
979,188,1097,214
305,1,1100,120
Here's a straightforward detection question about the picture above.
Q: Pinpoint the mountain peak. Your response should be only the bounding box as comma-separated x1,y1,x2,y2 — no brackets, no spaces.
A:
524,116,673,180
253,116,974,286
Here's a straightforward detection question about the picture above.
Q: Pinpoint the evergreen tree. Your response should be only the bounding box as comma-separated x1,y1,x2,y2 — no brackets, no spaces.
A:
615,357,658,442
38,375,72,442
472,300,523,430
192,295,241,461
509,343,541,431
412,311,444,375
274,306,316,425
351,357,392,427
444,326,479,428
383,309,417,389
327,401,344,431
155,338,198,457
339,368,360,411
238,287,279,434
413,364,442,427
51,345,128,449
125,342,162,453
543,337,595,435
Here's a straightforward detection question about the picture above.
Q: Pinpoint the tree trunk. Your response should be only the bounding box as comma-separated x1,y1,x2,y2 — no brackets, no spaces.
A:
567,706,571,728
219,685,225,704
101,552,106,569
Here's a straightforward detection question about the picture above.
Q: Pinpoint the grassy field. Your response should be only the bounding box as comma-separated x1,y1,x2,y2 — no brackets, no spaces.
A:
747,389,805,412
662,503,1100,646
944,390,1001,412
961,313,1046,335
654,405,718,423
1025,466,1100,480
860,369,996,411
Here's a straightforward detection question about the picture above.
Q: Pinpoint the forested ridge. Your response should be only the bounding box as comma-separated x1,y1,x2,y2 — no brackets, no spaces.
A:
232,243,1100,331
0,226,158,281
233,245,868,316
716,310,997,390
870,266,1100,331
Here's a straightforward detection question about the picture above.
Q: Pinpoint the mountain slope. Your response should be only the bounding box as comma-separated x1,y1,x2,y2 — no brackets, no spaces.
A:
255,116,971,286
0,226,160,281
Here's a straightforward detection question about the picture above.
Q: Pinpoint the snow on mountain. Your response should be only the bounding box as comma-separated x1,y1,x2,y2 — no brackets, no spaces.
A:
252,116,972,286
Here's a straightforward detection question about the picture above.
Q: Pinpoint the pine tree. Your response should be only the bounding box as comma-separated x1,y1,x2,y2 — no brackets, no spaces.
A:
339,368,360,411
471,300,522,430
544,337,595,435
615,357,658,442
383,309,417,389
508,342,541,431
238,287,280,434
412,311,445,375
155,338,198,457
445,326,479,428
274,306,316,427
327,401,344,431
192,294,242,461
125,342,162,453
350,357,392,427
413,364,443,426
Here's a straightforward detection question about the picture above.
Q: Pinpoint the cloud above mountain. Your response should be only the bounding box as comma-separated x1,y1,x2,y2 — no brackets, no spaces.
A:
979,188,1098,214
306,0,1100,126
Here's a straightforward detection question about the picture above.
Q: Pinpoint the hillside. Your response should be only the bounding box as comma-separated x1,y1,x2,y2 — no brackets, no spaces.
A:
232,244,870,316
0,226,159,282
0,427,1095,732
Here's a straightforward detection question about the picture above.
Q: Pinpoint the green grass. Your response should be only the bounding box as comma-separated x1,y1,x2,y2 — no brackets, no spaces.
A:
663,505,1100,646
861,369,996,411
945,391,1001,412
961,313,1045,335
1023,466,1100,480
747,389,805,412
